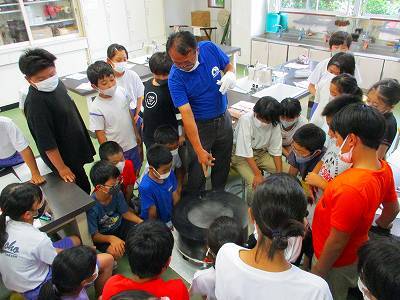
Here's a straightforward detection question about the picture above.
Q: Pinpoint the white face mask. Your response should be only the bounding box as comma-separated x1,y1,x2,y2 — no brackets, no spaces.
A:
100,85,117,97
85,265,99,287
153,168,171,180
281,118,298,129
170,148,179,156
35,74,59,92
253,115,270,128
358,278,373,300
181,53,199,72
253,222,258,241
116,161,125,173
114,61,127,73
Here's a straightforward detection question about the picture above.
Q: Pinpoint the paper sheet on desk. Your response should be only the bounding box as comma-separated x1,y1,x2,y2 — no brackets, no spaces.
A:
285,63,310,69
252,83,306,101
75,82,93,91
65,73,87,80
0,173,21,193
230,101,255,112
294,80,309,89
13,157,52,182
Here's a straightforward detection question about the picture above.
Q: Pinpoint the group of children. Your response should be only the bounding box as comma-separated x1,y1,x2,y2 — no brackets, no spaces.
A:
0,29,399,300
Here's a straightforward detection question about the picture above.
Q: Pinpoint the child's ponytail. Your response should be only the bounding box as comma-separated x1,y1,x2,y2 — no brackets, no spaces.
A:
38,281,61,300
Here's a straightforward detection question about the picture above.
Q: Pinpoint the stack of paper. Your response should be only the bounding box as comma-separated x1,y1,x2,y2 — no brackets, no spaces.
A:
13,157,52,182
252,83,306,102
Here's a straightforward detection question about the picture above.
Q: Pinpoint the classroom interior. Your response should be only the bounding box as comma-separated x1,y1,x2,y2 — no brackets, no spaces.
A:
1,0,400,300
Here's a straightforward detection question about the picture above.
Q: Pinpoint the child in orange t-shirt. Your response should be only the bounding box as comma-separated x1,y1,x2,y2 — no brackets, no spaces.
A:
99,141,136,202
311,103,399,300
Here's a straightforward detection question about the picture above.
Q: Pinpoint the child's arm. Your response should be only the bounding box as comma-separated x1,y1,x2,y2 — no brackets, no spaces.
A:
308,83,316,96
272,155,283,173
172,190,181,205
148,205,157,219
124,184,134,202
312,160,323,174
95,130,107,144
129,109,141,145
305,172,328,190
288,165,299,176
122,211,143,224
282,146,291,157
134,96,144,122
19,146,45,184
245,157,264,188
92,232,125,258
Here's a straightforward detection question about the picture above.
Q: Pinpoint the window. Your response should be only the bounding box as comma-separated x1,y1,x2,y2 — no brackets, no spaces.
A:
0,0,80,48
279,0,400,18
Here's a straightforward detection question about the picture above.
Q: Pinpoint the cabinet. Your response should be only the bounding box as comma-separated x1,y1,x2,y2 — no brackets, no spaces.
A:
309,49,331,62
251,40,269,65
288,45,309,61
268,43,288,67
382,60,400,82
355,56,384,89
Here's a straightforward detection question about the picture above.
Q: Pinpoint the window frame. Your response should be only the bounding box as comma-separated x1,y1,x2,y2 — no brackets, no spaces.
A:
0,0,83,49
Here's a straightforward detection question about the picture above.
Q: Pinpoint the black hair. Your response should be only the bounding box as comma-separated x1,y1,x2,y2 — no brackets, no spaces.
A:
38,246,97,300
253,96,282,127
207,216,244,259
331,74,363,99
154,125,179,145
107,43,129,60
149,52,173,75
87,61,115,86
322,94,362,117
99,141,124,161
166,31,197,56
146,144,172,170
293,124,326,152
111,291,159,300
329,31,352,48
90,160,120,187
331,103,386,149
19,48,57,77
252,173,307,260
358,238,400,300
0,183,42,250
126,220,174,279
280,97,302,119
328,52,355,76
369,78,400,107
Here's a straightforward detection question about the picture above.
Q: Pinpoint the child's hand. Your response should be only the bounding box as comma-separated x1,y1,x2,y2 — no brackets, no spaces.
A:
30,172,46,185
109,236,125,258
178,135,185,146
252,174,264,189
305,172,324,188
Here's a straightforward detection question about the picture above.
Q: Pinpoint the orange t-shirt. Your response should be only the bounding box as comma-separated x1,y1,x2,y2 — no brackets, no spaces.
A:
312,160,397,267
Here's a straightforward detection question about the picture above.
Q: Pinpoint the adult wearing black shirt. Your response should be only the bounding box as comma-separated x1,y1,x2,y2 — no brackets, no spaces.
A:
143,52,183,148
19,48,95,193
366,79,400,159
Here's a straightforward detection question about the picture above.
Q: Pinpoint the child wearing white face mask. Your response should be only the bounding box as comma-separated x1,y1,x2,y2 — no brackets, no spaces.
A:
310,52,356,129
99,141,136,203
38,246,113,300
87,61,142,174
231,97,284,206
280,98,308,157
107,44,144,125
139,145,180,227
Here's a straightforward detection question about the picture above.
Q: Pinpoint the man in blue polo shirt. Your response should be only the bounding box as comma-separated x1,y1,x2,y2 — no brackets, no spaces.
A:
167,31,236,193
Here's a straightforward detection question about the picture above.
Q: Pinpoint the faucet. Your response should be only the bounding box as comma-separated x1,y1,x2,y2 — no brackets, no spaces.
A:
274,24,283,38
298,28,305,41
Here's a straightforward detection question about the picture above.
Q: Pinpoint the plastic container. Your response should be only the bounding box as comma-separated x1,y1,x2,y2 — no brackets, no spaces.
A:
266,13,281,33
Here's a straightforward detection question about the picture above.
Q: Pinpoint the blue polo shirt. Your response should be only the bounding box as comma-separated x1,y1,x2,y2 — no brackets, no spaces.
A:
168,41,230,121
139,171,177,223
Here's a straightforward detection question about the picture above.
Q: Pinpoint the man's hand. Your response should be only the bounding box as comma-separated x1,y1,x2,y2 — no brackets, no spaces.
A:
252,174,264,189
217,71,236,95
197,148,215,166
58,166,75,182
30,172,46,185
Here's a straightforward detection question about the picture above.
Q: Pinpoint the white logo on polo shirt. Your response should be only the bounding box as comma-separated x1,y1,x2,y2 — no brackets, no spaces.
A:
211,66,220,78
145,92,158,109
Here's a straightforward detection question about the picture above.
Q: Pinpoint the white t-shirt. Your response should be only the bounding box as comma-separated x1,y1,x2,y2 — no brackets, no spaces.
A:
0,116,29,159
281,115,308,147
0,220,57,292
190,267,216,300
308,56,362,86
234,112,282,158
116,69,144,110
89,86,137,151
215,243,333,300
310,73,335,129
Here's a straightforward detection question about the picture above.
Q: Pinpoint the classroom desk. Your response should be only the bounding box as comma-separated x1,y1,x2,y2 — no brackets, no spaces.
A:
0,169,95,246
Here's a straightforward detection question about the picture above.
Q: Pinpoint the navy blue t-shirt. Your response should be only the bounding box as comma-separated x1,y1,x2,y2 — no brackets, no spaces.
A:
87,191,129,235
168,41,230,121
139,171,177,223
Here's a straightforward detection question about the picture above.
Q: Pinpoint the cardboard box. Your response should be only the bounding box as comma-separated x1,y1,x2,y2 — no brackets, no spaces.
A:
31,26,53,40
191,11,210,27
